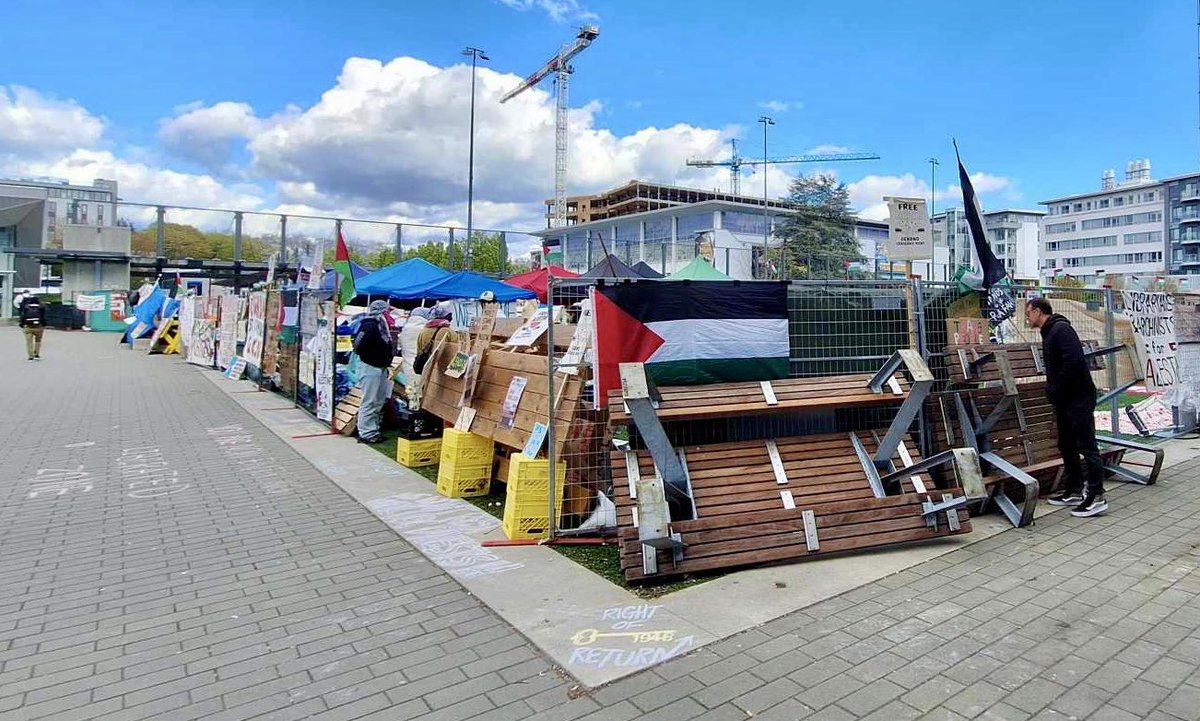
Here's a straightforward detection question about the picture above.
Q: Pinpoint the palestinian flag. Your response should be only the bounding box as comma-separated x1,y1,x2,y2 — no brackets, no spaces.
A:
333,229,356,307
593,281,789,405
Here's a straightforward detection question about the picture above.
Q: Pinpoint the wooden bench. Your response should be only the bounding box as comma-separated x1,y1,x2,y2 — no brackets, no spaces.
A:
931,342,1164,525
606,351,983,583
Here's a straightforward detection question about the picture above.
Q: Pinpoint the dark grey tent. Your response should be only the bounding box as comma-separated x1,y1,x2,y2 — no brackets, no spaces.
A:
631,260,664,279
579,254,644,279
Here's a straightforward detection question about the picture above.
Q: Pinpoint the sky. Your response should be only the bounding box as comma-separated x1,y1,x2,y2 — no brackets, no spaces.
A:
2,0,1198,250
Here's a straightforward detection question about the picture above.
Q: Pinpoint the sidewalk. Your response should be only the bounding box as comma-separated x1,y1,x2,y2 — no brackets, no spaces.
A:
3,328,1200,720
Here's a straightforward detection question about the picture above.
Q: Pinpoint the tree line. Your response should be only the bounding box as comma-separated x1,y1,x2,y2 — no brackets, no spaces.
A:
130,224,530,275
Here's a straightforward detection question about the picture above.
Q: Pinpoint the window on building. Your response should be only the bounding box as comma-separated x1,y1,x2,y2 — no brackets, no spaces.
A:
1060,205,1070,214
1114,197,1124,207
1045,221,1076,234
1099,199,1109,208
79,204,88,224
97,205,104,225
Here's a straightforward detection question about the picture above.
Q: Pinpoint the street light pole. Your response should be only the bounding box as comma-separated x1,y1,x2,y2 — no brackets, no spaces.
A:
758,115,774,279
463,46,489,272
929,157,939,280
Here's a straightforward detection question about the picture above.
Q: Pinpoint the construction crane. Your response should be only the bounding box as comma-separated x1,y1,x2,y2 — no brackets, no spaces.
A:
500,25,600,228
687,140,880,195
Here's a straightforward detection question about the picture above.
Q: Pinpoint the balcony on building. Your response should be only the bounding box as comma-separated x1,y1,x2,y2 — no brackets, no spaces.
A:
1178,206,1200,224
1176,228,1200,245
1181,185,1200,202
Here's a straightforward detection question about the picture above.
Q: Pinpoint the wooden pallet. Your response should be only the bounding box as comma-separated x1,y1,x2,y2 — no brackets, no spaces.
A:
334,388,363,436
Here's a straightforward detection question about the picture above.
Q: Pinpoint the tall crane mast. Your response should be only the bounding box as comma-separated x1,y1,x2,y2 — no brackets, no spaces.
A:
688,141,881,195
500,26,599,228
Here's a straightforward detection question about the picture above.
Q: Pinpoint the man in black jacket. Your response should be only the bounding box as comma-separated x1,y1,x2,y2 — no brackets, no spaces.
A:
1025,297,1107,517
18,293,46,361
353,300,395,444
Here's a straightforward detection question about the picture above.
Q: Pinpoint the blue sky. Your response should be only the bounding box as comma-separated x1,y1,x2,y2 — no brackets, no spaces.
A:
1,0,1197,240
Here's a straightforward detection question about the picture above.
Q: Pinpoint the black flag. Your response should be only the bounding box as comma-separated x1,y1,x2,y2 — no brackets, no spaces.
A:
954,141,1006,288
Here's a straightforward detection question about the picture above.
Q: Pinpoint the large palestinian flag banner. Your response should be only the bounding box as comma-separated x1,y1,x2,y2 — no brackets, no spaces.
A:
593,280,790,406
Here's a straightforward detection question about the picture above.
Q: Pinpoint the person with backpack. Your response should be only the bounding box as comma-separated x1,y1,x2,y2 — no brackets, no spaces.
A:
353,300,396,444
18,294,46,361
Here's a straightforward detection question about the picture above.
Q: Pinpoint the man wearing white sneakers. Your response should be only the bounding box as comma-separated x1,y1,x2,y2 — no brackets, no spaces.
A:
1025,297,1107,518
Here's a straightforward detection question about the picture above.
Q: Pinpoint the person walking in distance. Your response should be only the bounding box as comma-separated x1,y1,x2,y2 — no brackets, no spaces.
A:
1025,297,1107,517
18,293,46,361
353,300,395,444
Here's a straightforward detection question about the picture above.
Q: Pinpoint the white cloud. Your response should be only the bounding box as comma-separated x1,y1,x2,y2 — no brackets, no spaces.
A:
157,101,264,174
496,0,597,22
847,172,1017,220
246,56,737,212
757,100,792,113
0,86,106,157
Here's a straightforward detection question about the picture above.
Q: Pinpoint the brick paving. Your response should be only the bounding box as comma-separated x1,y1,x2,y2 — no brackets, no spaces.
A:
4,328,1200,720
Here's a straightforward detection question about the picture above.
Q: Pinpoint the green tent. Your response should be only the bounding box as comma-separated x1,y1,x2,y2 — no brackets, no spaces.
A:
668,256,732,280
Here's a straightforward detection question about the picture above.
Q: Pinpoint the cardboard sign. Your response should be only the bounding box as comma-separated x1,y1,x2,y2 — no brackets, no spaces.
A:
522,422,548,458
506,308,549,347
884,196,931,261
224,356,248,380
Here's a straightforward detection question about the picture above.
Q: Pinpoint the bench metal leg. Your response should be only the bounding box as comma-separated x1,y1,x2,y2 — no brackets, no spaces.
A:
1096,434,1165,486
978,452,1039,528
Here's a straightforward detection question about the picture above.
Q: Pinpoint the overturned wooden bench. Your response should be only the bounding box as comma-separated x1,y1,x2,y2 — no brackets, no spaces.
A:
607,351,984,583
930,342,1164,526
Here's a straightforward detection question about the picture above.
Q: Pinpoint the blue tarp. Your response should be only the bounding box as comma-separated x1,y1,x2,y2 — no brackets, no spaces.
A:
320,261,371,291
413,272,537,302
356,258,535,301
123,287,179,343
356,258,451,297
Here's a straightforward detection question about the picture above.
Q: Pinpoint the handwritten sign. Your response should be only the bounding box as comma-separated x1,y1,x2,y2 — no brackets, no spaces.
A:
498,376,528,429
1122,291,1178,392
506,308,549,347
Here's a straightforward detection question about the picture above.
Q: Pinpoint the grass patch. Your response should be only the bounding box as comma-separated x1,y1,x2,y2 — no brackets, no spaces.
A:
363,427,715,597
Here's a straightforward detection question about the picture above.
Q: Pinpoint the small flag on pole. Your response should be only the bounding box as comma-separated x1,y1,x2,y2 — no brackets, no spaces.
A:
333,229,356,307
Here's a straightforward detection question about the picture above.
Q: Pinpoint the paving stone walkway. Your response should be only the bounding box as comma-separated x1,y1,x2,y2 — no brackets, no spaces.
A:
3,328,1200,721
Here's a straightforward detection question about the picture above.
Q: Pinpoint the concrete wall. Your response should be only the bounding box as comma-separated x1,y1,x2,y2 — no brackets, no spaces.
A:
61,261,130,304
62,224,131,253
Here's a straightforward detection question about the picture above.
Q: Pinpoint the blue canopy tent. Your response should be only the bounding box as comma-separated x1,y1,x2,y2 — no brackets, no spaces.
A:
356,258,535,302
412,272,536,302
319,260,371,291
355,258,451,297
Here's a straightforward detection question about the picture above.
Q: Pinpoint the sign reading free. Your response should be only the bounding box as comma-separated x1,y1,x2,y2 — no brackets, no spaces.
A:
884,196,931,261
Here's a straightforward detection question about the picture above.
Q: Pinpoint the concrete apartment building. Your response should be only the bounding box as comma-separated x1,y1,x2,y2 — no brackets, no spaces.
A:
1162,172,1200,276
544,180,797,227
533,182,893,280
1039,161,1166,286
0,176,129,317
931,208,1043,283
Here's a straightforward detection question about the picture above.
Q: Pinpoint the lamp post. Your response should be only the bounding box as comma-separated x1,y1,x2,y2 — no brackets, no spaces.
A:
929,157,939,280
758,115,774,278
463,46,489,272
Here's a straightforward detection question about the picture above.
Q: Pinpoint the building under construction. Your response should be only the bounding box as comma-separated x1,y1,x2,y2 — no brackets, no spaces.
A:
545,180,797,227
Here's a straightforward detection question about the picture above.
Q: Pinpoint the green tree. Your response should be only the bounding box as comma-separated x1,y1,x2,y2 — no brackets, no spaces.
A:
463,232,508,274
775,174,860,279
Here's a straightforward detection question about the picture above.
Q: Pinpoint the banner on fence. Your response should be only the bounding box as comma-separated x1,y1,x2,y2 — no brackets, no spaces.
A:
315,325,334,422
217,293,239,370
178,297,195,349
75,294,106,311
243,291,267,368
1122,290,1178,393
593,281,789,406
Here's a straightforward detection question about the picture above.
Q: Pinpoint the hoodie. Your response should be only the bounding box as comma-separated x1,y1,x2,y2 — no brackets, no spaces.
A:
1039,313,1096,405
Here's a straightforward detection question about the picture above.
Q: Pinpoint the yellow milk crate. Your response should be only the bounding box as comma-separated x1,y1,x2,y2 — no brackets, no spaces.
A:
505,454,567,495
440,428,494,465
502,496,564,540
395,437,442,468
436,459,492,498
